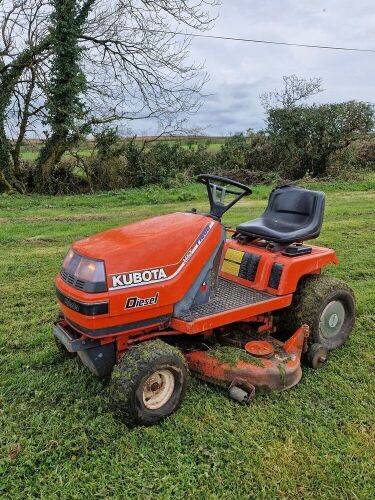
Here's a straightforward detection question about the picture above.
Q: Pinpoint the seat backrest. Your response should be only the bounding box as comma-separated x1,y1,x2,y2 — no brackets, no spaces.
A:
265,185,325,232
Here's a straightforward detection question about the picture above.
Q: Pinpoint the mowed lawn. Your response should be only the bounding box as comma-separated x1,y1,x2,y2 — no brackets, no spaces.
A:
0,179,374,498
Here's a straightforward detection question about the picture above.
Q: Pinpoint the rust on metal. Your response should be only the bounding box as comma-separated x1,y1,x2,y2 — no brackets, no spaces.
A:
185,325,307,392
245,340,274,358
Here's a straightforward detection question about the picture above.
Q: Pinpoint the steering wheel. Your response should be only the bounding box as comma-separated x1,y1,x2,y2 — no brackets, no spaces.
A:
197,174,252,219
198,174,252,195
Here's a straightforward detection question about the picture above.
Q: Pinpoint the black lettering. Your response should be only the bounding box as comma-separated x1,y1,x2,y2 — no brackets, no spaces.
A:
125,292,159,309
125,297,137,309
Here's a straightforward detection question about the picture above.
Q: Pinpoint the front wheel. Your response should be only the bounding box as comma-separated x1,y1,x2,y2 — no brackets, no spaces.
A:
278,275,356,350
109,339,188,426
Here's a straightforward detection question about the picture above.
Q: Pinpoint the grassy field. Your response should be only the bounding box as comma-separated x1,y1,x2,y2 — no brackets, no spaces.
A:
20,138,225,161
0,178,374,498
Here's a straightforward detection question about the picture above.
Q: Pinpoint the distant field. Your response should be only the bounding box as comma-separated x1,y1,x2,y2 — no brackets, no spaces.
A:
21,147,94,162
0,177,374,498
20,137,226,161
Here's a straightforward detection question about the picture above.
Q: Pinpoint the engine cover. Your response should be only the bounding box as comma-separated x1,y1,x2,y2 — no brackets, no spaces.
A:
56,212,224,336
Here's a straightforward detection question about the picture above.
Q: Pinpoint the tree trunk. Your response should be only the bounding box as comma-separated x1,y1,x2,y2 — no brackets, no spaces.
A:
0,114,17,192
0,37,51,193
11,70,37,176
36,132,68,192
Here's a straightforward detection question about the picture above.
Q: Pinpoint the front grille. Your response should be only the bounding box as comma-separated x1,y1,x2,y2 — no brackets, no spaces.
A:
60,270,107,293
61,270,85,290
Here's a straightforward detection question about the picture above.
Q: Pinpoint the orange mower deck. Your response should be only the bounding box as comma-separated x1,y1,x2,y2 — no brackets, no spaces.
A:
185,325,309,397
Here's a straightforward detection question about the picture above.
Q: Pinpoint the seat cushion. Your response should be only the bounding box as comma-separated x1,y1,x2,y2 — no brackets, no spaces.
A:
237,217,315,243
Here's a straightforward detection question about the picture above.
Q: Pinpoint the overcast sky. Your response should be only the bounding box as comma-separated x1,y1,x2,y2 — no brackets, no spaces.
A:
137,0,375,136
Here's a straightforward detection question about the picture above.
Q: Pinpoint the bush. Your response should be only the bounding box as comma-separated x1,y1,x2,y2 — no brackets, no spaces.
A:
218,169,283,185
214,133,248,172
14,106,375,194
267,101,374,179
245,131,281,173
328,136,375,179
212,132,282,183
125,139,213,188
16,160,38,192
87,156,128,191
79,136,214,191
47,159,89,194
16,158,89,194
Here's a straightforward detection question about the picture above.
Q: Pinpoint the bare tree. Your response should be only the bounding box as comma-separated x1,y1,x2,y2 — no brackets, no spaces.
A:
260,75,324,111
37,0,218,181
80,0,217,128
7,64,49,172
0,0,218,192
0,0,51,191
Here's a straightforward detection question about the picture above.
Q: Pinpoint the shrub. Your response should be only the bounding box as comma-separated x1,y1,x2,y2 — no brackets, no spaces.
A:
218,169,284,185
94,128,125,159
83,130,134,191
40,158,88,194
87,156,128,191
16,158,88,194
245,131,281,173
328,136,375,178
267,101,374,179
213,132,282,182
16,160,38,192
125,139,213,188
214,133,249,172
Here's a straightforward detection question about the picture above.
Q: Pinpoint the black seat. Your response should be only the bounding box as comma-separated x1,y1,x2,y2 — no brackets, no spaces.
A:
236,185,325,244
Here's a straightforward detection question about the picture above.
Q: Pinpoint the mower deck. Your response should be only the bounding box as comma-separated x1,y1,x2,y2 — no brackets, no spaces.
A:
185,325,309,393
172,277,292,334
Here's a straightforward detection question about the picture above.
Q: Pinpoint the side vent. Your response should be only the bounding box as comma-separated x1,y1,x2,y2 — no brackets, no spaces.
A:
268,263,284,289
239,253,261,281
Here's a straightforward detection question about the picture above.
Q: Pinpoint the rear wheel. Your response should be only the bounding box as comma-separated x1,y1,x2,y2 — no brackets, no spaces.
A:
109,339,188,426
278,275,356,350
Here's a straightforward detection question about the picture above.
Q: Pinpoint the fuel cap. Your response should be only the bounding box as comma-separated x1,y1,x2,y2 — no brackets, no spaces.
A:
245,340,274,358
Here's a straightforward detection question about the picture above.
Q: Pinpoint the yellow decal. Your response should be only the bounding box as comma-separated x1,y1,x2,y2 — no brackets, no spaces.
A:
222,260,240,276
225,248,244,264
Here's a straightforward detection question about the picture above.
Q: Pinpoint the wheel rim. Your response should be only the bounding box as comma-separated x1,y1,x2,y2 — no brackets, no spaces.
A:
319,300,346,339
142,369,175,410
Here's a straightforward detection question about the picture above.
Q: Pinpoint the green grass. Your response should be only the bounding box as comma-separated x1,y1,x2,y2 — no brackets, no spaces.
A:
20,146,94,162
0,178,374,498
19,138,224,161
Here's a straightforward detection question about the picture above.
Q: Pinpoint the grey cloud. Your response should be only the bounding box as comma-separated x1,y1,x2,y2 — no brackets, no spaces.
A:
133,0,375,135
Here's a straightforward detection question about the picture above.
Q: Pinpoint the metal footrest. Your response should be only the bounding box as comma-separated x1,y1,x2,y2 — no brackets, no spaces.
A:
176,277,273,322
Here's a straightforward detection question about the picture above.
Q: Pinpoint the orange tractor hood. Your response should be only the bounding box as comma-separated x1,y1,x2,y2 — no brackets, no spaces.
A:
73,212,220,284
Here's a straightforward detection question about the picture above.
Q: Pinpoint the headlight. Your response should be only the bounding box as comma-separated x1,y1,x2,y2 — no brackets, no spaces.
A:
61,249,107,292
62,248,80,274
74,257,106,282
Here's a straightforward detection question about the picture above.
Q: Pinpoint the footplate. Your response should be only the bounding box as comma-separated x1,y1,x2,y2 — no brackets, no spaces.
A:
172,277,292,334
176,277,273,322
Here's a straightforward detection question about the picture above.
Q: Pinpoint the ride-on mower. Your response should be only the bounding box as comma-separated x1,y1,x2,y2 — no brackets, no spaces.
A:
53,175,355,425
